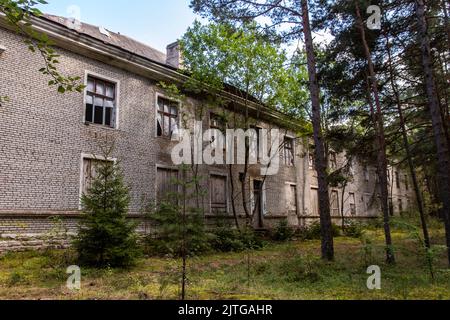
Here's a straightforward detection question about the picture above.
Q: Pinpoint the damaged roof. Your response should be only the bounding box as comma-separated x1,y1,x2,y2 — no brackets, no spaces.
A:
43,14,168,66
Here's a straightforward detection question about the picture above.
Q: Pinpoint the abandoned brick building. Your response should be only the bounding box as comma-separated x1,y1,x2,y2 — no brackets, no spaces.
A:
0,13,415,251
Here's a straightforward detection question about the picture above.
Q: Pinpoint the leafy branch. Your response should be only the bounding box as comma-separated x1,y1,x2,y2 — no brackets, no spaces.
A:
0,0,85,104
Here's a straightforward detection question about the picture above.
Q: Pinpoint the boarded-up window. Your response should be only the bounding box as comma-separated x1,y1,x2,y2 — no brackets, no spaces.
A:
349,192,356,216
210,175,227,215
288,185,298,214
157,167,179,203
310,188,319,216
85,76,116,128
81,158,113,195
330,190,340,216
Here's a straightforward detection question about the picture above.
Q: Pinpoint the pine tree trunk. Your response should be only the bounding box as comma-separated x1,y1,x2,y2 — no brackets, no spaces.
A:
301,0,334,261
384,32,431,248
416,0,450,266
355,1,395,264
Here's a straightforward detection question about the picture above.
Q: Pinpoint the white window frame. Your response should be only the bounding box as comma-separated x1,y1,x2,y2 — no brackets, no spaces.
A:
283,134,296,167
286,182,299,216
78,153,117,209
155,92,182,139
83,70,120,129
250,178,268,216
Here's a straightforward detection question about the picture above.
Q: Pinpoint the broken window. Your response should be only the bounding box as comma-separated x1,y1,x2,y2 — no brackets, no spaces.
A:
85,76,116,127
157,167,179,203
404,174,409,191
210,175,227,215
395,171,401,189
157,97,179,138
283,137,295,166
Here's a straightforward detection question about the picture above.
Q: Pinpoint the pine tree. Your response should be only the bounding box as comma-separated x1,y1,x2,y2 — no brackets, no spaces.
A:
74,159,141,268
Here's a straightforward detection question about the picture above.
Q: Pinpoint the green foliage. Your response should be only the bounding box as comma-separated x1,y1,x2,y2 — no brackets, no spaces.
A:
144,166,211,257
210,217,266,252
0,0,85,103
271,219,295,242
300,222,341,240
145,202,211,257
343,220,364,238
181,21,309,120
277,255,322,283
0,95,10,107
74,160,141,268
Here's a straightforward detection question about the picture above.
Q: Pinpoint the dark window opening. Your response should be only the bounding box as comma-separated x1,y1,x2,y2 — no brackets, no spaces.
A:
85,76,116,128
283,137,295,166
157,97,179,138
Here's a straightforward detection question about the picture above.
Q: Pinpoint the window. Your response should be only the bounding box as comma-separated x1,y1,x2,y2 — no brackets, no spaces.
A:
398,198,403,214
81,158,113,195
395,171,400,189
329,152,337,170
349,192,356,216
250,126,261,162
85,76,116,127
404,175,409,191
210,113,226,132
288,185,298,214
310,188,319,216
157,97,179,138
330,190,340,216
157,167,179,203
309,152,315,169
389,198,394,216
363,166,370,182
210,175,227,215
283,137,295,166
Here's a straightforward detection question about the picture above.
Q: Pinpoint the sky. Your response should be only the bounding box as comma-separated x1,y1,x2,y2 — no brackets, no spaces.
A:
37,0,201,53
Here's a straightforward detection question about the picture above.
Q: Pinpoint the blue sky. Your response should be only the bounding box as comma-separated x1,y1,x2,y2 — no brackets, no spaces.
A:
38,0,201,52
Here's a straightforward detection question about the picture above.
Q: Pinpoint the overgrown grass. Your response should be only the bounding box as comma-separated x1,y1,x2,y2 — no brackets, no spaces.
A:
0,222,449,300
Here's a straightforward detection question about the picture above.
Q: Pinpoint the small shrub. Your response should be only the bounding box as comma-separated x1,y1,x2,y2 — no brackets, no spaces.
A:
271,219,295,242
7,271,27,287
210,227,245,253
74,160,141,268
144,200,212,257
278,255,322,283
239,228,266,250
300,222,341,240
343,220,364,238
210,226,266,253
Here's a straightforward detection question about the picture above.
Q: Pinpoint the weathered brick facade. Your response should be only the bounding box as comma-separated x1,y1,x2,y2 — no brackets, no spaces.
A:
0,14,415,252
